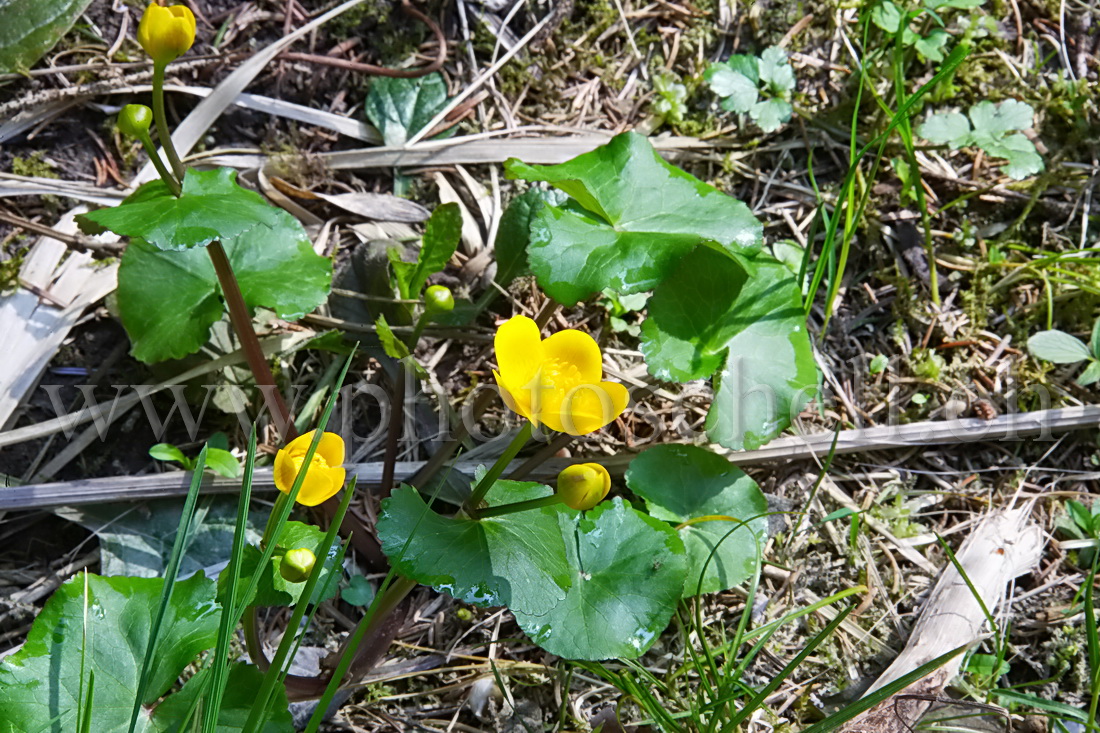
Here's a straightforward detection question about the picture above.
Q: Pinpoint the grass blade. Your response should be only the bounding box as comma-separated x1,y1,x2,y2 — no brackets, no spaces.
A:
128,445,209,733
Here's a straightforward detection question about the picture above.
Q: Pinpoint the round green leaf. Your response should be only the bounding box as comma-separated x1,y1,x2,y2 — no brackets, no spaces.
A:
377,483,573,614
505,132,762,306
641,247,818,450
117,209,332,363
0,572,219,732
510,498,687,660
625,444,767,597
80,168,285,252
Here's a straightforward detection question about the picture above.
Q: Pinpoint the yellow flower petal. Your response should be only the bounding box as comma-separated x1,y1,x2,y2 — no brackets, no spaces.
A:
494,315,543,387
296,466,345,507
556,382,630,435
542,329,603,384
494,369,536,424
315,431,345,467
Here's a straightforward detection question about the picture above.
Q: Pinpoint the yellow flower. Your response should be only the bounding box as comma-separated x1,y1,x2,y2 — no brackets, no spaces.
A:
273,430,346,506
137,3,196,66
556,463,611,511
493,315,628,435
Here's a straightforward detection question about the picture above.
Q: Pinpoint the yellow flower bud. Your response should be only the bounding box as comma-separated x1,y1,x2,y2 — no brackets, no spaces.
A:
137,3,196,66
273,430,346,507
118,104,153,138
556,463,611,511
280,547,316,583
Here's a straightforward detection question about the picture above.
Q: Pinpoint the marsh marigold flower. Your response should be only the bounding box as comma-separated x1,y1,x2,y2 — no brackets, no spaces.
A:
137,3,196,66
274,430,346,506
493,315,628,435
557,463,612,511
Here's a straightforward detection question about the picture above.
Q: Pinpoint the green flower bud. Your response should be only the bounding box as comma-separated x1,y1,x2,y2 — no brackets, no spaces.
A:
118,104,153,138
280,547,316,583
424,285,455,313
556,463,611,511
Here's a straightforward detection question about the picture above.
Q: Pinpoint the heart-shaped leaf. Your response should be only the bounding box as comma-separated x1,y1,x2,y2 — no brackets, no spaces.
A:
376,482,572,614
510,498,687,660
0,0,93,73
116,207,332,363
641,246,818,450
626,444,767,597
505,132,762,305
79,168,285,252
0,572,219,732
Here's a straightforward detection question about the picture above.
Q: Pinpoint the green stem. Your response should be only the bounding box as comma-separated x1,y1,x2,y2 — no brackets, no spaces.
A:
134,129,180,196
151,62,185,180
476,493,563,518
408,309,431,348
304,575,417,733
463,422,533,517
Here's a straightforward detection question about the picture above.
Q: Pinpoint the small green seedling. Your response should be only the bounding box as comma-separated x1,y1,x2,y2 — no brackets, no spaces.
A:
869,354,890,374
651,72,688,124
1055,497,1100,567
704,46,795,132
600,289,648,338
1027,319,1100,386
870,0,984,63
919,100,1043,180
150,433,241,478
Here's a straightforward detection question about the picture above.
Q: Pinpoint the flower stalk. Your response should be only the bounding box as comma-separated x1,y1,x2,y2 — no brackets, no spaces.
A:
463,421,533,517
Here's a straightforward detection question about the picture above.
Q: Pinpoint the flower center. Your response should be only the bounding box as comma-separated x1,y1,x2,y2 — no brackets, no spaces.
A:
291,453,331,475
538,359,583,393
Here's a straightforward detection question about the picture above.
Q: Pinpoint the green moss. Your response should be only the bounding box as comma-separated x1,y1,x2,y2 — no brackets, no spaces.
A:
11,151,57,179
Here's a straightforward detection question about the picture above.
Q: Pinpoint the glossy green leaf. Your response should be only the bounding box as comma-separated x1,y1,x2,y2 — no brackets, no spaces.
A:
641,247,818,450
389,202,462,299
0,0,92,73
510,498,687,660
364,73,451,147
116,208,331,363
0,572,219,732
505,132,762,305
151,662,292,732
494,190,565,287
79,169,284,252
1027,330,1091,364
219,521,340,608
376,483,572,615
149,443,188,465
625,445,767,597
205,448,241,478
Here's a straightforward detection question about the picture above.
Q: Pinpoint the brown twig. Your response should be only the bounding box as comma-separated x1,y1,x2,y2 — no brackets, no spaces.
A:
0,209,124,259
